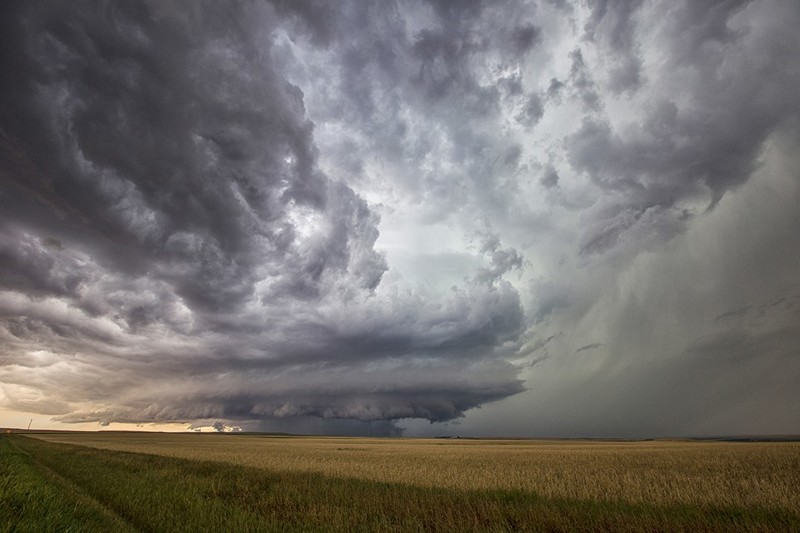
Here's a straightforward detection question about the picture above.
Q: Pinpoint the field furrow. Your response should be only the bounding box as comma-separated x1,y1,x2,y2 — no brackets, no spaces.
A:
0,435,136,532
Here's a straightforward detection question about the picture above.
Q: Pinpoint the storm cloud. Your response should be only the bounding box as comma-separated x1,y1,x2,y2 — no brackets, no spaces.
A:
1,0,799,437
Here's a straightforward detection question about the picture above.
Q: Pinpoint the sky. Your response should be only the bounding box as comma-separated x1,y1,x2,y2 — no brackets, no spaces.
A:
1,0,799,437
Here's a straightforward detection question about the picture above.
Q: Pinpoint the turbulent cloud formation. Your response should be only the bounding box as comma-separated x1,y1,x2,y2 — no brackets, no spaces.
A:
1,0,799,437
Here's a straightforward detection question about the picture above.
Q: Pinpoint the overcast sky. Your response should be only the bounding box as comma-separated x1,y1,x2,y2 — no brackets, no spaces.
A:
1,0,799,437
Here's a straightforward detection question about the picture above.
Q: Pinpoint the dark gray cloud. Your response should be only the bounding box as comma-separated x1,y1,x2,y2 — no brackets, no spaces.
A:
567,49,602,111
539,165,559,189
516,93,545,127
2,0,799,438
510,23,542,56
0,0,528,433
567,0,800,256
575,343,601,353
582,0,644,94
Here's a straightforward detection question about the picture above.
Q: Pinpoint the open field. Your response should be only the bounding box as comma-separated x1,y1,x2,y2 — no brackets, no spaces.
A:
3,432,799,531
29,431,800,512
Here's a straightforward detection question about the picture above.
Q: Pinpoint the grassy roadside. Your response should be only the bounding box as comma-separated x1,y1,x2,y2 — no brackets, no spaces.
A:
4,434,800,532
0,435,133,532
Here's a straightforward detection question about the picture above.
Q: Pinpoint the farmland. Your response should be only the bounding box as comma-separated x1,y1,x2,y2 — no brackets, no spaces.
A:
2,432,799,531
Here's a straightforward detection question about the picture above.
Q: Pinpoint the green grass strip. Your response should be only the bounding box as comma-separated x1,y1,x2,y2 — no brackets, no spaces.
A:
0,435,134,532
5,435,800,532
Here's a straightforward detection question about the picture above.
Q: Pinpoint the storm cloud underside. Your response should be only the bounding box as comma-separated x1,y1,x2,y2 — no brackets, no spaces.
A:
1,0,798,436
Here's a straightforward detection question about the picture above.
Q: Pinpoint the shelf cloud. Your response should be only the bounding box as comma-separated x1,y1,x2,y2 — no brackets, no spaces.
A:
1,0,798,437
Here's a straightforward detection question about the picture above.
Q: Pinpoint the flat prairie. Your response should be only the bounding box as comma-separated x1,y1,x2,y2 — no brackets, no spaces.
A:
30,432,800,513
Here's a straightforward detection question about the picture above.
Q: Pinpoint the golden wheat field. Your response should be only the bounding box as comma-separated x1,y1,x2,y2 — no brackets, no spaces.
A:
30,433,800,513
